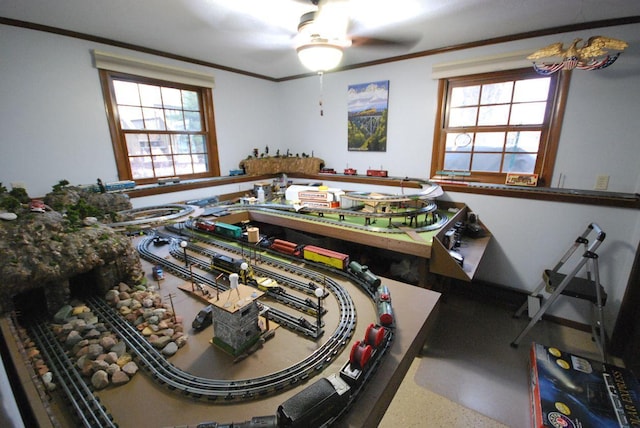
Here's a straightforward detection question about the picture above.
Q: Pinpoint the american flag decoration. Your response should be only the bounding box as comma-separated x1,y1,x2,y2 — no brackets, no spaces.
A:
528,36,627,75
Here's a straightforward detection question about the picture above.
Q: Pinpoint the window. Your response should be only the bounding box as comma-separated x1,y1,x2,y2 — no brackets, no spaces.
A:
431,68,569,186
100,70,220,184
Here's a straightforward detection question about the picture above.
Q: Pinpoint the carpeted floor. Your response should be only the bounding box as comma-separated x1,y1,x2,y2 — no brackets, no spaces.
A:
380,293,604,427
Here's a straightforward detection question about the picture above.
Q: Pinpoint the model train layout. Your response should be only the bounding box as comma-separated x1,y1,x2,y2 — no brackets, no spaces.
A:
22,212,402,427
11,179,452,427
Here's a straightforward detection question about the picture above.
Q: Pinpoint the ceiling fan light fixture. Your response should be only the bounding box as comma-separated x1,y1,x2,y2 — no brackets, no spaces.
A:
297,43,344,72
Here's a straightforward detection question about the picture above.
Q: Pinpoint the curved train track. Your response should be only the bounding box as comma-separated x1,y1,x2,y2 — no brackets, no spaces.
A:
224,202,448,234
139,236,327,337
167,239,325,312
24,228,391,425
167,221,377,300
122,236,359,401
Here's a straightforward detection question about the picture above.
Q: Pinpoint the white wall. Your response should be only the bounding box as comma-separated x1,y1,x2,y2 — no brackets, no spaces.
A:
278,24,640,193
0,24,282,197
1,22,639,333
277,23,640,332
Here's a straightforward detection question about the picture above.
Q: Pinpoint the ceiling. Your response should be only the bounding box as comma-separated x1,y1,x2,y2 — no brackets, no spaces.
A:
2,0,640,80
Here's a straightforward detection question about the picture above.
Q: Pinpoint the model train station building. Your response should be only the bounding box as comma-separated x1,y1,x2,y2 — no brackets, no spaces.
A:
209,278,264,356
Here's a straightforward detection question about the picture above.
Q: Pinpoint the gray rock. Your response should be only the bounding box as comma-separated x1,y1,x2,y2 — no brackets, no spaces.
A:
104,351,118,364
82,216,98,226
175,334,189,348
65,330,82,347
99,336,116,351
122,361,138,376
71,319,87,331
105,289,120,305
152,308,167,318
0,212,18,221
76,355,87,370
91,370,109,390
116,298,132,309
87,343,104,359
111,370,130,385
84,328,100,339
150,335,171,349
106,363,121,377
110,341,126,357
53,305,73,323
91,359,109,372
161,341,178,357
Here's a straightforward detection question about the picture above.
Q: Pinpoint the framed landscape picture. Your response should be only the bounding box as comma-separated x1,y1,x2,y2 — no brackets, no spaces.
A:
347,80,389,152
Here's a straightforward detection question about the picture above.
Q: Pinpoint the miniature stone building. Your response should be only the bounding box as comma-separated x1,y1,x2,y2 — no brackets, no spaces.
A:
210,274,264,355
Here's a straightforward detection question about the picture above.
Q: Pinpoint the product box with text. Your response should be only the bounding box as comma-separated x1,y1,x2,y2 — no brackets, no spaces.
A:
530,342,640,428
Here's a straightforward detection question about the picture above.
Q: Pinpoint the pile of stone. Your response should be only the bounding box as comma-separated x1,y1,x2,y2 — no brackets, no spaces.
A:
51,301,139,390
104,282,188,359
14,323,56,392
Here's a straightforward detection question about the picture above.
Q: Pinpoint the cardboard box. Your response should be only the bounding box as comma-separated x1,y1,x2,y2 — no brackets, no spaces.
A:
529,342,640,428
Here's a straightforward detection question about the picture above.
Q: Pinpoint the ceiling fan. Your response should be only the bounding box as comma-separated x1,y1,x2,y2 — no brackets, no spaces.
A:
294,0,420,71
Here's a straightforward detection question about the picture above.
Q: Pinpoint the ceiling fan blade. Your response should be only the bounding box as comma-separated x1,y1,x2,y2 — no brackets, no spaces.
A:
314,0,349,39
350,33,421,49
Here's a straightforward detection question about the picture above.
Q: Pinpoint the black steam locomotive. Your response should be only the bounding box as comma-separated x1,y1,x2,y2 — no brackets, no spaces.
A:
196,324,392,428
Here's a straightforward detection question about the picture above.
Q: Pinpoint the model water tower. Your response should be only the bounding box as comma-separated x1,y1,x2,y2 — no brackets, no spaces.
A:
210,273,264,355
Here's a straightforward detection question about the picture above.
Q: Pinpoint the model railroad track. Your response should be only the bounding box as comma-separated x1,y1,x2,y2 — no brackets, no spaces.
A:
163,222,328,295
170,239,326,316
130,236,358,401
137,237,322,337
165,222,375,302
108,204,195,229
169,221,355,293
85,291,355,402
224,202,449,234
26,321,118,428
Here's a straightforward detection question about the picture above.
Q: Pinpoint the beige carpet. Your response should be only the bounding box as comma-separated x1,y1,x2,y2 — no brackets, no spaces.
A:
379,356,507,427
405,294,602,427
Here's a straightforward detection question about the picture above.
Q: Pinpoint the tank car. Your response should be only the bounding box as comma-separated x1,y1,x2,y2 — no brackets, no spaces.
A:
348,261,381,290
376,285,394,326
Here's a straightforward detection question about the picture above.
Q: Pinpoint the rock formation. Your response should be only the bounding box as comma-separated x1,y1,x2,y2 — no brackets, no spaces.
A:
0,185,142,314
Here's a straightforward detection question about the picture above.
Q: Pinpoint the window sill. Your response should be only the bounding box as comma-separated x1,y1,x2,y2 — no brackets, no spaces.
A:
439,182,640,209
125,175,273,199
124,174,639,209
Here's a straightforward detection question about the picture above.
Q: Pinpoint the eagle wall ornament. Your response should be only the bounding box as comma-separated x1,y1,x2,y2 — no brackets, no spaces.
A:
527,36,628,75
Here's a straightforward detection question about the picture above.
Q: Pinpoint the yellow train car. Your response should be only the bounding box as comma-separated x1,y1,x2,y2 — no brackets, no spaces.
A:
303,245,349,270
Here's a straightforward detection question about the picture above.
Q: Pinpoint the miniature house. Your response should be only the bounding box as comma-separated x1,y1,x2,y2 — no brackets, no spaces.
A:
209,274,264,356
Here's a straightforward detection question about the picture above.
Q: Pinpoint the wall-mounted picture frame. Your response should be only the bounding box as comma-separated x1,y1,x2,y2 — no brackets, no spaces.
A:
347,80,389,152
